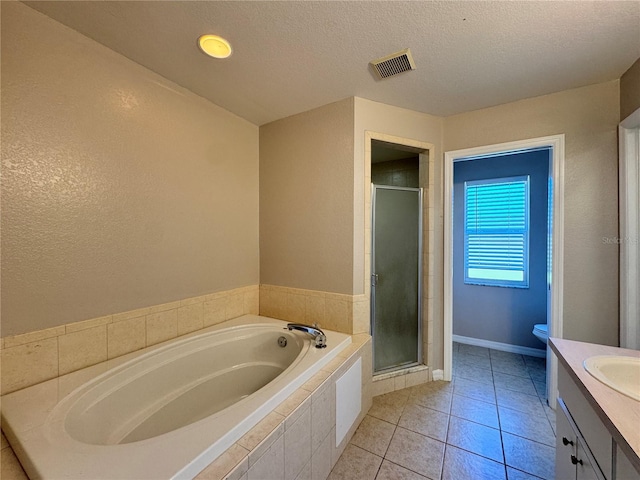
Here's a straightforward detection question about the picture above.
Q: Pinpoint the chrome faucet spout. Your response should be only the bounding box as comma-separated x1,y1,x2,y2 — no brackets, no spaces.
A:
286,323,327,348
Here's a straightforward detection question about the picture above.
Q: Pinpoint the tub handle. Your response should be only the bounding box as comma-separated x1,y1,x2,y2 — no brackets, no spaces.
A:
286,323,327,348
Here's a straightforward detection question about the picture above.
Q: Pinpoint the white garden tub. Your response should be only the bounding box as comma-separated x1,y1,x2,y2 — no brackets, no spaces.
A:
1,315,351,479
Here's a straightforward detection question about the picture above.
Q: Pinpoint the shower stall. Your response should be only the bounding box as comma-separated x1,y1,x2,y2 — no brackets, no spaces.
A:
371,185,423,374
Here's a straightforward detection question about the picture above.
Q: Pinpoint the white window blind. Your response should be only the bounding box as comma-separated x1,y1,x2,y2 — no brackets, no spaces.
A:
464,176,530,287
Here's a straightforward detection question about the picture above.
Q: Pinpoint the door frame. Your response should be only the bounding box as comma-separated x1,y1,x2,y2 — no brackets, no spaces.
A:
619,108,640,350
364,132,434,371
444,134,565,409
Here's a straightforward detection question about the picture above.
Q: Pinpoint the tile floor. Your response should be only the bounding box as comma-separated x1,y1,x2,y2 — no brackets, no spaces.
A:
329,342,556,480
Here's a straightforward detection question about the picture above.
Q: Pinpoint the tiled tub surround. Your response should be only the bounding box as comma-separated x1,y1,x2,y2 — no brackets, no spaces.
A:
259,285,370,336
260,285,433,393
0,284,372,396
0,285,260,395
1,316,372,479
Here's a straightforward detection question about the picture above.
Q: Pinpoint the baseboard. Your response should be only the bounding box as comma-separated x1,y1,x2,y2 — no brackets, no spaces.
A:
432,369,444,381
453,334,546,358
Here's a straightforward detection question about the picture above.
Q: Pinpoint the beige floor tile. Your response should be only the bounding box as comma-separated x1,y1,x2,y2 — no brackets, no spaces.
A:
544,405,556,435
454,353,492,370
490,358,530,378
458,344,490,358
454,362,494,385
506,466,546,480
450,394,499,429
384,427,444,480
493,372,537,396
452,377,496,404
375,460,427,480
489,350,524,363
446,416,503,463
495,388,545,416
523,355,545,368
368,389,410,424
527,364,547,381
502,433,555,480
408,383,453,414
350,415,396,457
333,345,557,480
328,444,382,480
533,381,547,400
398,403,449,442
498,406,555,447
442,445,506,480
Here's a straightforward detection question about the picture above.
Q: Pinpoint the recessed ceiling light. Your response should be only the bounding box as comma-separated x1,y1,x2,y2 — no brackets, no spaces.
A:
198,34,232,59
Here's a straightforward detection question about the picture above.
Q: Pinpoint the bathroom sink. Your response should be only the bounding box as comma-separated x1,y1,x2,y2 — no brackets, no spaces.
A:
583,355,640,401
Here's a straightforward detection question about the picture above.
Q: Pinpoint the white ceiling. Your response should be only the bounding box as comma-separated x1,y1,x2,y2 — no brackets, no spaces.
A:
23,1,640,126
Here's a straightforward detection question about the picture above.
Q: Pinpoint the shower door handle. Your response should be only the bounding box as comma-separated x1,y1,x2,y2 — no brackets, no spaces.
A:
371,274,379,286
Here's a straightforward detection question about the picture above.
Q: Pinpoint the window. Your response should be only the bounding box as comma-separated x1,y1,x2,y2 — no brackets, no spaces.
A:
464,176,530,287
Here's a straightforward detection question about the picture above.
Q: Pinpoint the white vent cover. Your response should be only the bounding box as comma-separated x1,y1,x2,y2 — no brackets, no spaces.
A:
370,48,416,79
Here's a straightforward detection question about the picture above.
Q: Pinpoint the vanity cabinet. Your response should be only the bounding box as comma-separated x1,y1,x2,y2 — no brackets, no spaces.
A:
557,362,640,480
556,397,604,480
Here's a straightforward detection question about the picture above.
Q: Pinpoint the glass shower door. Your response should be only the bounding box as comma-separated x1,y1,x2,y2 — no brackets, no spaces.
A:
371,185,422,373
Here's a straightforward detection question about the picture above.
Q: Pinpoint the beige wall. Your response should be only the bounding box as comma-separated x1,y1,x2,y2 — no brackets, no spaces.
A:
259,98,355,294
1,3,260,337
444,80,620,349
620,57,640,121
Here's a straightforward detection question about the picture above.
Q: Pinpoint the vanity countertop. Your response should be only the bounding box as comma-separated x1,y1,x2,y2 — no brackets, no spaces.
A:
549,337,640,473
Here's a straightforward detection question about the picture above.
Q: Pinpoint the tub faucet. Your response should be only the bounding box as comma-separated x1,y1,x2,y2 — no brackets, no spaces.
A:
286,323,327,348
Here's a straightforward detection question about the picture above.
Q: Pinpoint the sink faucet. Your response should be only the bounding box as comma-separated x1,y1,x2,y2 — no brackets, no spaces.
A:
286,323,327,348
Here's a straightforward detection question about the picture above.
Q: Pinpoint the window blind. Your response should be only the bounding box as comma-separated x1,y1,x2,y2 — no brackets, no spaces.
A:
464,176,530,287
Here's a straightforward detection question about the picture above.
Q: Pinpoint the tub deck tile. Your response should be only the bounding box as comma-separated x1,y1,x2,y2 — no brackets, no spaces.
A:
301,370,332,393
238,412,285,458
246,423,284,468
275,388,312,421
195,444,249,480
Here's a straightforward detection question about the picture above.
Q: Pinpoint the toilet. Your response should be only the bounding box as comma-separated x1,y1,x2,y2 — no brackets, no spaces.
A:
532,324,548,344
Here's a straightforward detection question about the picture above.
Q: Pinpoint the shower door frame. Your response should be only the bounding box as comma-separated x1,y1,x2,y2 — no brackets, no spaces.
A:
371,184,424,374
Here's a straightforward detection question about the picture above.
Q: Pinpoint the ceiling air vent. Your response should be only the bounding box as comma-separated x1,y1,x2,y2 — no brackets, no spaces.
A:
370,48,416,79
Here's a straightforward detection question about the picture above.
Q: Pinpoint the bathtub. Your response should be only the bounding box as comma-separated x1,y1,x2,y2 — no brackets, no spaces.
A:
1,315,351,479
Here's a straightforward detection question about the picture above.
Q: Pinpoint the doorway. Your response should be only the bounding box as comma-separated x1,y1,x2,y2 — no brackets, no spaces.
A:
364,134,434,379
444,135,565,409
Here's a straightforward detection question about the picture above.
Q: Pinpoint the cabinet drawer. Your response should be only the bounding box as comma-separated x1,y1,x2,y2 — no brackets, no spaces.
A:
559,365,613,478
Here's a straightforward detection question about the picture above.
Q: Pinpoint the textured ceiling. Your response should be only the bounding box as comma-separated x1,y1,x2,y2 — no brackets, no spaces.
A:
23,1,640,126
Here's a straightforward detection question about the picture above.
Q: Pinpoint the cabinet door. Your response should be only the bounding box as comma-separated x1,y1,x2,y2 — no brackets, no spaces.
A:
615,444,640,480
557,400,578,480
576,439,602,480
